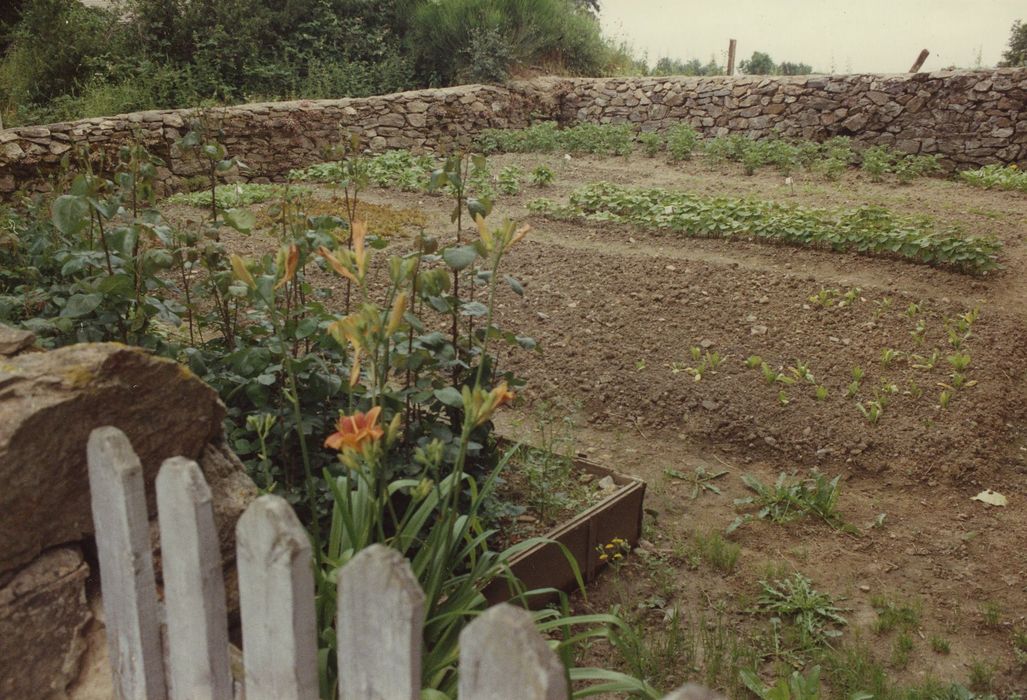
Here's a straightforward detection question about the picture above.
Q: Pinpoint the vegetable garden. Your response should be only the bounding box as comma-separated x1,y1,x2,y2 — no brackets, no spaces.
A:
2,121,1026,698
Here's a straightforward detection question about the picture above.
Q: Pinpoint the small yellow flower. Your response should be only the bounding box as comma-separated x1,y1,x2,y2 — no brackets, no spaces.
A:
599,553,608,562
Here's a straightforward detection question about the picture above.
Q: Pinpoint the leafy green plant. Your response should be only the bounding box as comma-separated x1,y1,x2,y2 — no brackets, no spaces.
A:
666,124,700,161
814,385,829,401
947,351,972,372
498,165,524,195
930,636,951,654
857,400,884,424
893,154,941,184
552,183,1001,274
861,146,896,182
664,466,728,499
638,131,663,157
789,360,816,384
960,163,1027,193
755,574,847,648
530,164,555,187
879,348,902,368
740,666,824,700
728,472,844,532
747,354,764,369
808,288,838,308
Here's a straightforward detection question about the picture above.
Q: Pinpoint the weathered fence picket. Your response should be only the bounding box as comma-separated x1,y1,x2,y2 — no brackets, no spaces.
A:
156,457,232,700
87,426,722,700
459,604,568,700
88,427,167,700
237,495,319,700
337,545,423,700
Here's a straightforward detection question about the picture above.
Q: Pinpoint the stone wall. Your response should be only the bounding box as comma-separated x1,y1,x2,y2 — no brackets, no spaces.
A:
559,69,1027,167
0,70,1024,195
0,82,556,195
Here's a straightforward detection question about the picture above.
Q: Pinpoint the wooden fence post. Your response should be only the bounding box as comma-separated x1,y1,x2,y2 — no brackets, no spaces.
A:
458,603,567,700
236,495,318,700
727,39,737,76
909,49,930,73
156,457,232,700
336,544,423,700
87,427,167,700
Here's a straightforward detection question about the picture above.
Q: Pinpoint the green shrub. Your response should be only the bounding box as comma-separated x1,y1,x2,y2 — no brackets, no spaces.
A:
960,163,1027,192
861,146,896,182
498,165,523,194
530,164,555,186
638,131,663,157
666,124,700,161
408,0,609,84
894,154,941,184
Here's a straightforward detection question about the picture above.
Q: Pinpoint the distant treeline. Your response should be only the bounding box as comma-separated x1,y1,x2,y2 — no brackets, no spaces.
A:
1,0,818,127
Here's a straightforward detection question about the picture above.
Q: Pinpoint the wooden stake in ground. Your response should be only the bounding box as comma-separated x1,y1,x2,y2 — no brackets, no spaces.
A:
727,39,737,76
909,49,930,73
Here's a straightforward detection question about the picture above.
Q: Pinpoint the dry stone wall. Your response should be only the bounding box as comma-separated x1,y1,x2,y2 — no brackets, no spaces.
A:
559,69,1027,167
0,70,1024,195
0,82,554,195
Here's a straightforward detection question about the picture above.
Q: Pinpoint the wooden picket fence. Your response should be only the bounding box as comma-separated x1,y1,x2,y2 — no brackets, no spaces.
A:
87,426,719,700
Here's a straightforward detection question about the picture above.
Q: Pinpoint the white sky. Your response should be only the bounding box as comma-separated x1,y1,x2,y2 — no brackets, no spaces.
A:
598,0,1024,73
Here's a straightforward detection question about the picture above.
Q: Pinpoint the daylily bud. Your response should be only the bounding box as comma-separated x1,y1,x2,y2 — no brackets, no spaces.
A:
274,244,299,290
475,214,493,252
348,349,362,388
385,413,402,447
412,477,433,501
386,292,408,336
229,254,255,288
318,245,359,284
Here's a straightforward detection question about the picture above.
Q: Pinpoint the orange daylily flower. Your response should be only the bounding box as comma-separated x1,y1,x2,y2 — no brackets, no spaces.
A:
325,406,384,451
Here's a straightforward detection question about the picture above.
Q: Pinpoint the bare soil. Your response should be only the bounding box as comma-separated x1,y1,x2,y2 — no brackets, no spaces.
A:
169,150,1027,696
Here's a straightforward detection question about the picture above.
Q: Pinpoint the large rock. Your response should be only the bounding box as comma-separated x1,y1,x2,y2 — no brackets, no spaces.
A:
0,343,226,578
0,547,91,700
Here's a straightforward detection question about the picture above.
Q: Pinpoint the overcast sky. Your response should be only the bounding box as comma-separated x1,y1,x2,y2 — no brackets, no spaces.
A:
598,0,1024,73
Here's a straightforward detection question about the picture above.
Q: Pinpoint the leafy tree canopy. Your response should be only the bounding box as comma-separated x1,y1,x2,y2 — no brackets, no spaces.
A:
1000,19,1027,67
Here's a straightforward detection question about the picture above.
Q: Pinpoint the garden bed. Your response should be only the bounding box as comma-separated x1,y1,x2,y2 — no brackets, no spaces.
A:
484,441,646,606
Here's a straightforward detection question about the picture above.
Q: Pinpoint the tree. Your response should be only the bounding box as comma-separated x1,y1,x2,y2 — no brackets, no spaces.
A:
1000,19,1027,67
739,51,775,75
778,61,813,75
